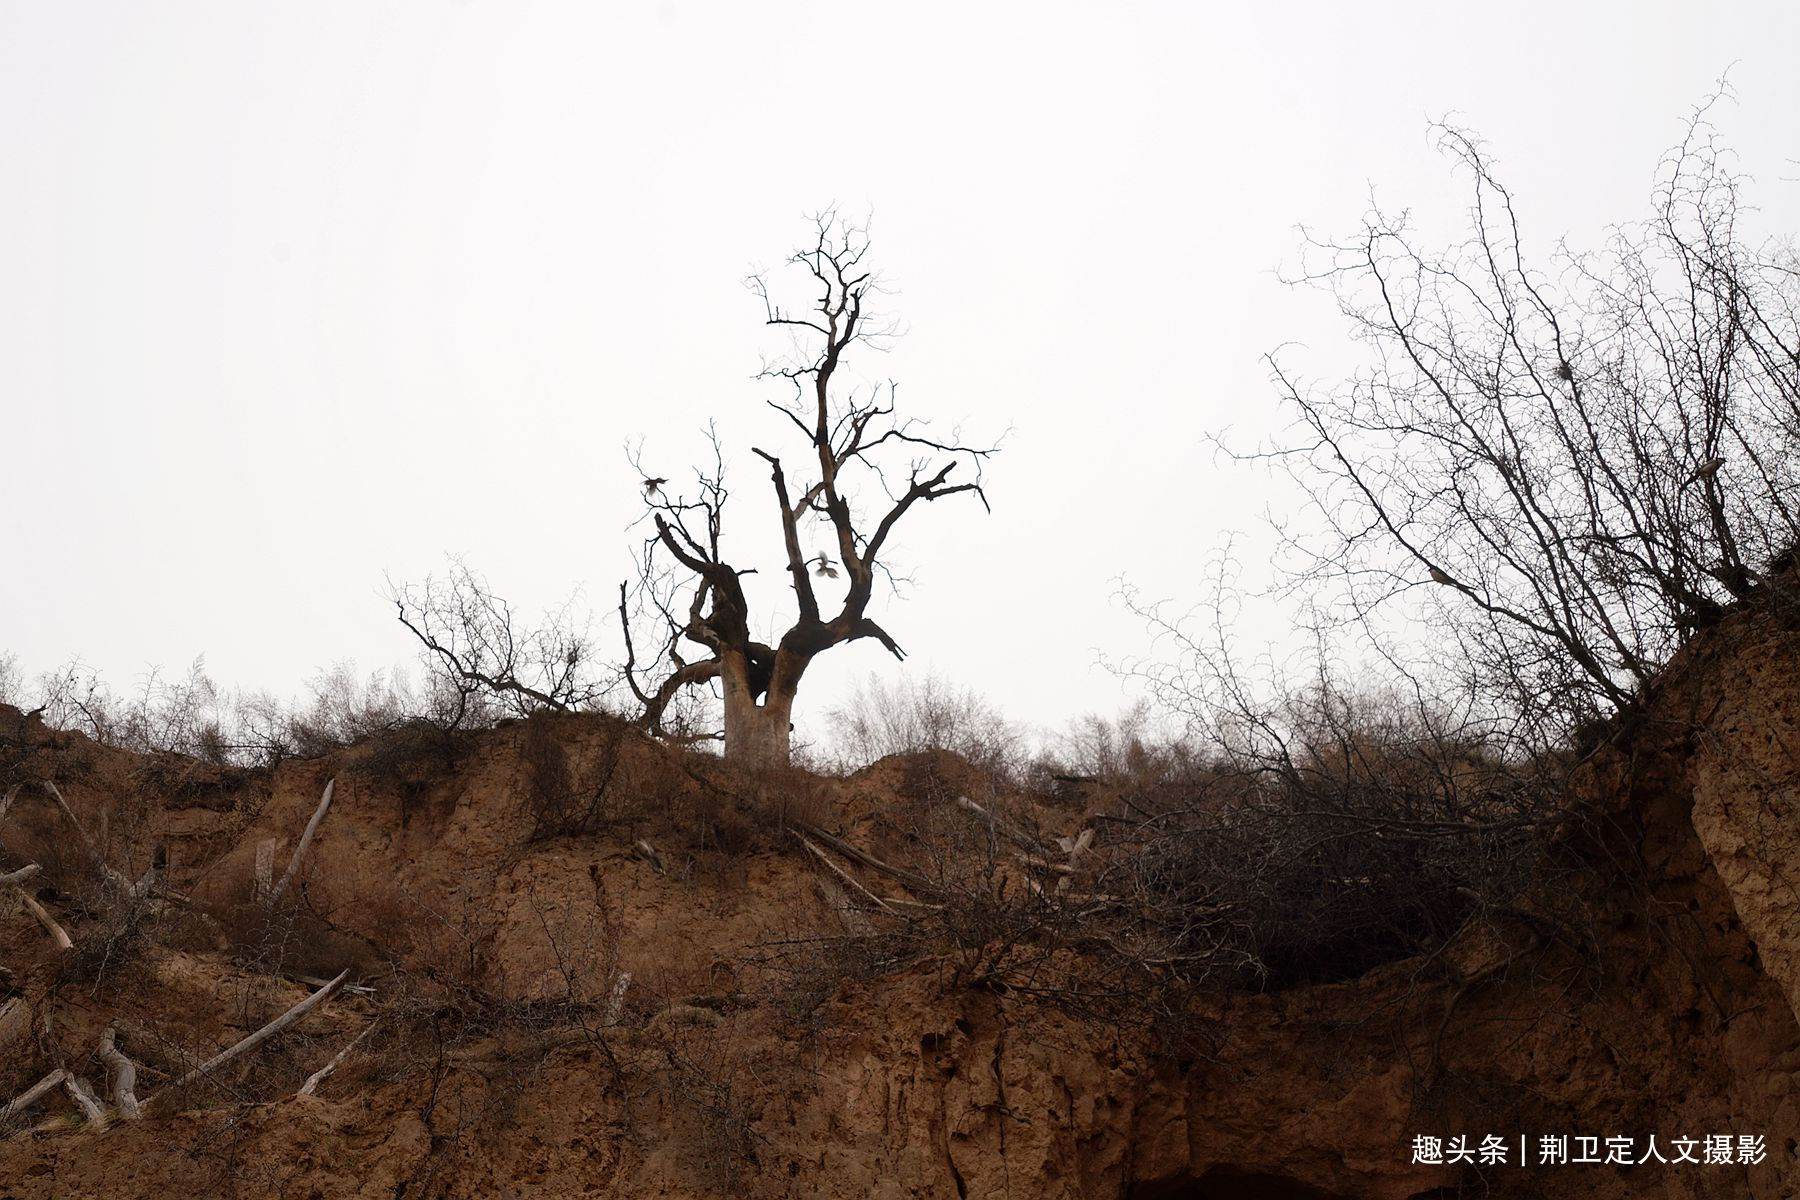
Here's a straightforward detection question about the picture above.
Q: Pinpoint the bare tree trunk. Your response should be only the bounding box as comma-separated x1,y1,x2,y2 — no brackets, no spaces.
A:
721,670,793,766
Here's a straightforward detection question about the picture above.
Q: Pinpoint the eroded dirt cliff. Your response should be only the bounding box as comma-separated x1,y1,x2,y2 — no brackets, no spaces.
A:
4,608,1800,1198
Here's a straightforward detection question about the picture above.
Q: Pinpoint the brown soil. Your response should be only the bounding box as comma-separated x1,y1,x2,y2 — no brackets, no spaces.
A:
4,610,1800,1198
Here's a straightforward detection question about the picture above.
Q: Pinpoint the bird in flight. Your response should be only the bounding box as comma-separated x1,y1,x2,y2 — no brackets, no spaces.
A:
812,552,839,579
642,477,668,497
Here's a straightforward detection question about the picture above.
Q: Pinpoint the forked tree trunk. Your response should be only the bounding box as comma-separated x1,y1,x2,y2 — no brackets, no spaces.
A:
722,685,794,767
721,657,795,767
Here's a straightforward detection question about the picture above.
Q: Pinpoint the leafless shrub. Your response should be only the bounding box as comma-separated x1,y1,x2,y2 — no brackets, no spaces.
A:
31,657,224,760
757,927,918,1018
1110,566,1583,992
1245,106,1800,746
303,663,413,742
9,652,466,769
391,556,608,728
517,712,628,841
0,654,21,708
0,799,76,894
1114,687,1572,991
1027,702,1217,815
753,764,836,833
641,1021,764,1190
824,672,1027,781
58,885,159,990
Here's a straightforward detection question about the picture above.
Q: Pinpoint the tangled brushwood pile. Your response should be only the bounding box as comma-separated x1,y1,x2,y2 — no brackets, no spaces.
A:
4,601,1800,1197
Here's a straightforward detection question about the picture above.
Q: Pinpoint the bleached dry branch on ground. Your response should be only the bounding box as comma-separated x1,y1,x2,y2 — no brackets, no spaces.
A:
0,863,40,887
149,969,349,1110
797,833,898,914
15,887,73,951
798,824,941,898
297,1018,378,1098
1,1070,66,1126
266,778,335,909
97,1027,141,1119
62,1074,106,1125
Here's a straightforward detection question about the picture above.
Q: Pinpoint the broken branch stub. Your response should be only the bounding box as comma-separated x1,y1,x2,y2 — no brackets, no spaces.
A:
16,888,73,951
97,1027,142,1119
63,1074,107,1126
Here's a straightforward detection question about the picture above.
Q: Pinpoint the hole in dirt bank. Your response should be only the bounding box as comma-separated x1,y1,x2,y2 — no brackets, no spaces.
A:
1130,1166,1347,1200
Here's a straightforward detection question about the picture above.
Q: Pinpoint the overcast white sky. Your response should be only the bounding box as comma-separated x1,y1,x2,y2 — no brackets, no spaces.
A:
4,2,1797,741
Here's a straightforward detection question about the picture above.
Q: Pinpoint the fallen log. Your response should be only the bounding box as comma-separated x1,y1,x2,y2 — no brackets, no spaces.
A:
1014,853,1076,876
16,889,73,951
277,968,375,997
0,862,40,887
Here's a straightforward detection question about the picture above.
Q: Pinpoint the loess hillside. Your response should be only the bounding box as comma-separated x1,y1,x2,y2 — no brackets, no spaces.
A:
4,602,1800,1198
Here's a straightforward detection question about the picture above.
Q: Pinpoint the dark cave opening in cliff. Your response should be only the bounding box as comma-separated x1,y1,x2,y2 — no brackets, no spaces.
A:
1129,1166,1348,1200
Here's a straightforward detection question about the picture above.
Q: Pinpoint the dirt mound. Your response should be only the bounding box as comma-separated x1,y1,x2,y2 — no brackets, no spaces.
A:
4,608,1800,1198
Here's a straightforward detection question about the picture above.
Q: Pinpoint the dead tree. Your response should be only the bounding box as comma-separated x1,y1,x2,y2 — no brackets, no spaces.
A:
620,214,996,765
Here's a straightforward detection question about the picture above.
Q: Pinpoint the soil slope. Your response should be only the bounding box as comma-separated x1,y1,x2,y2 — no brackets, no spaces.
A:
3,608,1800,1198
